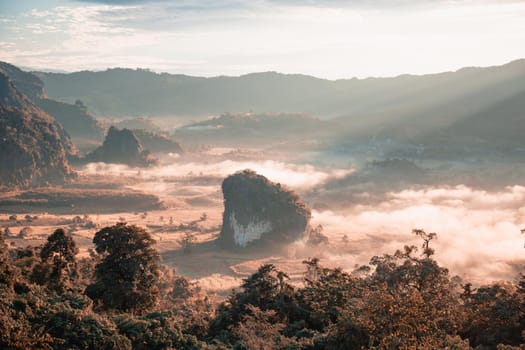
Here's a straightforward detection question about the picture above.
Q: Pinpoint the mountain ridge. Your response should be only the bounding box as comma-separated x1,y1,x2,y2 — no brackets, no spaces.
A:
30,58,525,81
33,59,525,119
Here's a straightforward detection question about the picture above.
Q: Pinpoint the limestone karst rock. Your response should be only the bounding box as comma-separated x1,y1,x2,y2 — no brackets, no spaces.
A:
82,126,156,167
219,169,311,248
0,73,75,188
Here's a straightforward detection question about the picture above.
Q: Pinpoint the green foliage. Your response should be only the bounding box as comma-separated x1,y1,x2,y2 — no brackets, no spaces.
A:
179,232,197,254
0,226,524,349
298,258,361,331
460,282,524,347
44,306,131,350
41,228,78,264
86,223,160,314
37,228,79,293
233,305,294,350
305,225,329,246
0,230,16,288
115,311,203,350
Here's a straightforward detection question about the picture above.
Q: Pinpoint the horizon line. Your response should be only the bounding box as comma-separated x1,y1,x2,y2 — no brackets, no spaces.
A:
12,57,524,82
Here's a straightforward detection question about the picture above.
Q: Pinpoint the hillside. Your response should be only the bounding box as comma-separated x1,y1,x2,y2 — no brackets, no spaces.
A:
174,112,327,147
0,73,75,188
82,127,156,167
0,62,104,141
130,129,183,154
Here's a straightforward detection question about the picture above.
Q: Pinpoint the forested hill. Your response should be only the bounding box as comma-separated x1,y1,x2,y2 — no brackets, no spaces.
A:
0,62,104,140
35,59,525,118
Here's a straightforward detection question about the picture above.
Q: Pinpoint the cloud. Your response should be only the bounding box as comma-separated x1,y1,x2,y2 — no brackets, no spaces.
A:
76,157,525,287
309,185,525,284
80,160,353,191
2,0,525,78
73,0,162,4
184,183,525,290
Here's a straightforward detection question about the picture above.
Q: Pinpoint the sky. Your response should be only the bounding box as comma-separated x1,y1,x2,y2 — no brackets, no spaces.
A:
1,0,525,79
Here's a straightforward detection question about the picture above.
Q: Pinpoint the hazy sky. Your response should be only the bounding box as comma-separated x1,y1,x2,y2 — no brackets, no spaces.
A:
1,0,525,79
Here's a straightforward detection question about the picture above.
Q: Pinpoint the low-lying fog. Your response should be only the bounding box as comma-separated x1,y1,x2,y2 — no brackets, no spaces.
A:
76,154,525,289
81,159,353,191
310,186,525,284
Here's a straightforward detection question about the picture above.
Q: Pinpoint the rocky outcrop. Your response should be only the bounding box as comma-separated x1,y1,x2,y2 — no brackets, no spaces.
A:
82,127,156,167
219,169,311,248
0,73,75,188
0,62,104,140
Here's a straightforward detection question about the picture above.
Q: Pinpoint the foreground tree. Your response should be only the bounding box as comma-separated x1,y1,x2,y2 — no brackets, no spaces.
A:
0,229,15,288
37,228,79,292
211,264,297,339
460,282,523,347
324,231,462,349
233,305,293,350
86,223,160,313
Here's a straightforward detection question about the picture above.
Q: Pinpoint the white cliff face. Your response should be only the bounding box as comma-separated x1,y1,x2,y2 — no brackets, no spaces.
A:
229,212,272,247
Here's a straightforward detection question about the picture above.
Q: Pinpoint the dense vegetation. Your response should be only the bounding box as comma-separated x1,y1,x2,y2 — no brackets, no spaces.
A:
1,223,523,349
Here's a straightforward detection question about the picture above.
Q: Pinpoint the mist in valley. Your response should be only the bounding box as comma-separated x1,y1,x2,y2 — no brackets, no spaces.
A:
1,0,525,347
78,151,525,285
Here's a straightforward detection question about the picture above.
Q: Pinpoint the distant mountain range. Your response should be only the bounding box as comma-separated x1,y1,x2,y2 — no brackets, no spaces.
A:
0,59,523,161
34,60,525,122
32,60,525,158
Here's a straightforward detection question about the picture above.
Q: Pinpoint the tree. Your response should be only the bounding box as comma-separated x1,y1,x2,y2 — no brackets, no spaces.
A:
413,228,437,257
178,232,196,254
115,311,202,349
0,229,15,289
359,232,461,348
306,224,329,246
41,228,78,264
460,283,524,347
38,228,79,292
298,258,362,331
233,305,291,350
86,223,160,313
322,231,462,349
18,227,32,238
238,264,293,314
74,99,87,112
211,264,297,336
